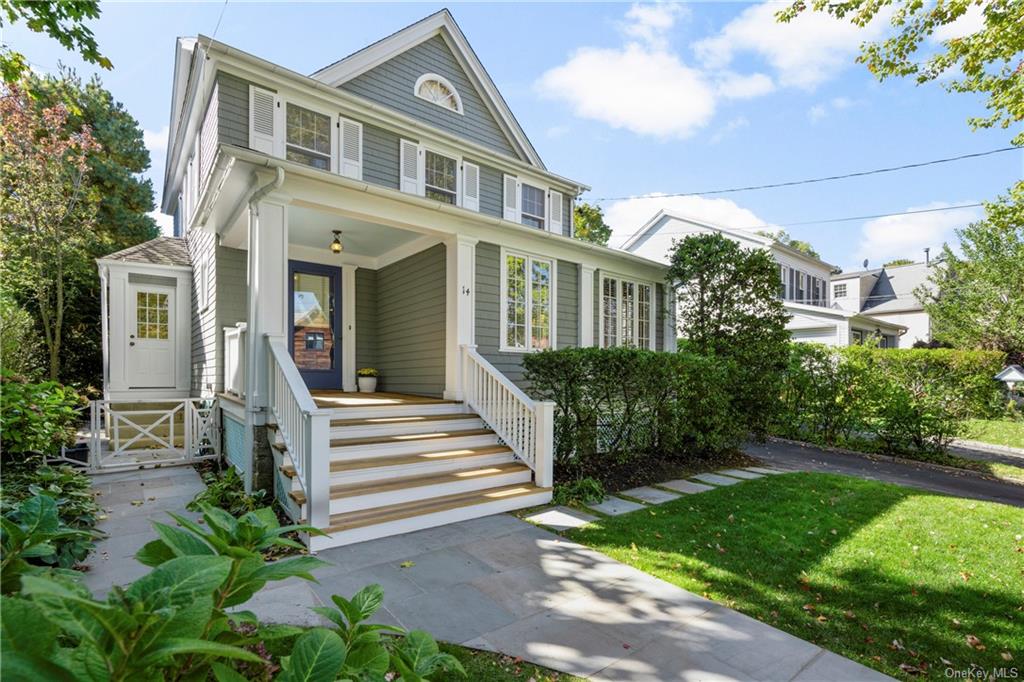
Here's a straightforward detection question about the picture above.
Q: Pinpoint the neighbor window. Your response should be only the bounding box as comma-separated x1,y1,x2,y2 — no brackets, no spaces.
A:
305,332,325,350
502,251,554,351
424,150,457,204
136,292,169,340
601,276,654,349
520,184,545,229
834,283,847,298
285,103,331,170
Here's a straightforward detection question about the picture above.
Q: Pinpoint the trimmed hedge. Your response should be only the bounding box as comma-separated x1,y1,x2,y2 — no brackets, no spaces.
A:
772,345,1005,457
522,347,744,481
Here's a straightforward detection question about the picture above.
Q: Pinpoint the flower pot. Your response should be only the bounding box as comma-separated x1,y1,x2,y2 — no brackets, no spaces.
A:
357,376,378,393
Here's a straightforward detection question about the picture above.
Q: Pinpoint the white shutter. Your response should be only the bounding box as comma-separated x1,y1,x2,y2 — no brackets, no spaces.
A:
400,139,422,195
503,174,520,222
548,189,563,234
462,162,480,212
249,85,278,155
338,117,363,180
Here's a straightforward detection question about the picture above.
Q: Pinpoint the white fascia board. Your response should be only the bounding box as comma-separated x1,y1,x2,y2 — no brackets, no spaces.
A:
201,38,587,196
771,241,837,272
220,146,665,280
95,259,193,274
162,44,214,213
850,314,907,333
621,209,773,253
307,10,545,170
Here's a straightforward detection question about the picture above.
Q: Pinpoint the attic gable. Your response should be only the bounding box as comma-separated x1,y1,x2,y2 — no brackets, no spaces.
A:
310,10,543,168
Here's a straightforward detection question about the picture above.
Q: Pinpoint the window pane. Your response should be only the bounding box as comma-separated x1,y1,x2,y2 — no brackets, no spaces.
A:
286,104,331,170
638,285,651,348
505,255,527,349
521,184,545,229
531,259,551,350
286,147,330,171
293,272,335,370
424,151,457,204
621,281,635,346
603,278,618,347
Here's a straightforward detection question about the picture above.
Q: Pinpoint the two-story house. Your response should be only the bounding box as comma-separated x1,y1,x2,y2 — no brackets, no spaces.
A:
830,260,936,348
94,10,674,550
620,210,906,346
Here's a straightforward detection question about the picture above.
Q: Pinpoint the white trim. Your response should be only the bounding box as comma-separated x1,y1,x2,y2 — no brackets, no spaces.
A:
414,73,464,115
579,264,595,347
598,272,656,350
342,266,358,392
282,99,338,174
498,246,557,354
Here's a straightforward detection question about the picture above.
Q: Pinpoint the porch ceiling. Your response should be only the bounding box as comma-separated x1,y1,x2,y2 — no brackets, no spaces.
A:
288,206,421,257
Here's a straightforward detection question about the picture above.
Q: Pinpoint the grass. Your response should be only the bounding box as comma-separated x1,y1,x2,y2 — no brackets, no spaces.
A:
566,472,1024,679
436,643,584,682
964,419,1024,450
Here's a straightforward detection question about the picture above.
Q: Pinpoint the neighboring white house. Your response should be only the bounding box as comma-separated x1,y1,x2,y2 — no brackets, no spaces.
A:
831,261,936,348
620,210,906,347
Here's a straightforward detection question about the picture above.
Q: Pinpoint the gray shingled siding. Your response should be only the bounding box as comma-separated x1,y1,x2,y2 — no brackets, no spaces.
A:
187,231,217,395
355,268,378,371
656,282,666,351
339,35,518,158
216,71,254,149
376,244,446,396
474,160,502,219
557,261,578,348
217,243,248,380
363,123,403,190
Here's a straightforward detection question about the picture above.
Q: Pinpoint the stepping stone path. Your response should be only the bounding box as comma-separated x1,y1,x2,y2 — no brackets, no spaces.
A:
524,467,787,529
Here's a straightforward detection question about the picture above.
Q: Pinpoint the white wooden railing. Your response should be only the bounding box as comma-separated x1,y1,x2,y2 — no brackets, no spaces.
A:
266,334,332,528
85,399,219,471
460,344,553,487
223,323,248,398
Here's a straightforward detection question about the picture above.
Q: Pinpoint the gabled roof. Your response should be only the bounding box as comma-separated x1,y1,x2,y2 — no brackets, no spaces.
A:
861,262,936,314
98,237,191,268
309,9,544,169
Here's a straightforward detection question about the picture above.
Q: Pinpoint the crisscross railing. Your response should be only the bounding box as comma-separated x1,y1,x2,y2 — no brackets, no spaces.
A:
460,344,553,487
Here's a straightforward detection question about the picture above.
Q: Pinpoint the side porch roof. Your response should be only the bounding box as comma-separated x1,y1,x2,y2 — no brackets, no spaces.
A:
96,236,191,268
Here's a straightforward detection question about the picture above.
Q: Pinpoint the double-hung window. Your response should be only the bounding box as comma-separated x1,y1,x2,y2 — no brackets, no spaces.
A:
601,276,654,349
285,103,331,171
502,250,554,352
520,184,545,229
834,283,847,298
424,150,457,204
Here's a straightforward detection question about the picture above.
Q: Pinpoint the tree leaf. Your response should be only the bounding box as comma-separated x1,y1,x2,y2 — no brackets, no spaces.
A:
252,555,329,583
282,628,347,682
152,521,215,557
211,661,250,682
136,638,264,667
350,583,384,622
134,538,177,567
126,555,231,609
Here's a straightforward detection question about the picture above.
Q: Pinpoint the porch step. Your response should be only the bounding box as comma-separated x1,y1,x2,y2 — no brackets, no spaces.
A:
329,413,486,439
288,461,532,513
279,445,517,480
307,483,552,550
327,428,501,459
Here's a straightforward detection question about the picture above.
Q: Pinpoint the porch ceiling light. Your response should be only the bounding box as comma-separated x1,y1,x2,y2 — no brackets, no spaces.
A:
330,230,344,254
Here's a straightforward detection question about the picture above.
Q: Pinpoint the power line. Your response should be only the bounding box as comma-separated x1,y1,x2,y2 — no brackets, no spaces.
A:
593,147,1019,203
210,0,229,42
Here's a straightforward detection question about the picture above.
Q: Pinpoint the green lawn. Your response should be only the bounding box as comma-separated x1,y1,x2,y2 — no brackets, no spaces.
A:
567,473,1024,679
965,419,1024,450
437,644,584,682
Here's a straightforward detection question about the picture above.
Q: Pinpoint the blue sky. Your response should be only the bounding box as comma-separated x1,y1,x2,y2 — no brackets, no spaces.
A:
6,1,1021,269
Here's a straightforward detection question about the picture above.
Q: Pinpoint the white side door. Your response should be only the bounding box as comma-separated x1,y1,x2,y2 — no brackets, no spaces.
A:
127,283,176,388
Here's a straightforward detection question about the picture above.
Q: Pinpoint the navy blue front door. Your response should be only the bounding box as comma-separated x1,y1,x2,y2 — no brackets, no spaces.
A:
288,260,342,390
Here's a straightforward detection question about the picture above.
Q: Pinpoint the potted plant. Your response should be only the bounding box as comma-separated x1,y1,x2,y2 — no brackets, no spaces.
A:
356,367,379,393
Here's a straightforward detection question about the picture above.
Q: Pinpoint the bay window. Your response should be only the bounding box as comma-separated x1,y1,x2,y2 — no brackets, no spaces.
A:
502,250,555,351
601,276,654,349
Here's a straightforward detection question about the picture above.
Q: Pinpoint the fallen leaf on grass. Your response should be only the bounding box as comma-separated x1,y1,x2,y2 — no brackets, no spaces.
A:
802,604,816,612
890,639,905,651
1001,652,1013,661
899,664,925,675
940,657,952,666
965,634,985,651
843,610,856,620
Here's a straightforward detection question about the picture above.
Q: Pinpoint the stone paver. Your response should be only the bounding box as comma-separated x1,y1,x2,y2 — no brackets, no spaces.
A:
659,479,715,495
524,505,599,530
716,468,764,480
590,496,647,516
691,473,742,486
83,465,205,596
620,486,681,505
743,466,786,475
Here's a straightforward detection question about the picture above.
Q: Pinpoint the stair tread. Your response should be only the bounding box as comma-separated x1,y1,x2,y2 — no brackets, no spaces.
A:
330,428,495,448
330,413,480,428
287,462,529,505
279,445,514,477
321,483,551,533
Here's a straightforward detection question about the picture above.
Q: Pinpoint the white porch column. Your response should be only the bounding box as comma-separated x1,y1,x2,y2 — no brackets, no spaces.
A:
99,265,110,400
244,195,289,423
580,265,595,347
341,265,358,392
107,268,129,392
444,235,477,401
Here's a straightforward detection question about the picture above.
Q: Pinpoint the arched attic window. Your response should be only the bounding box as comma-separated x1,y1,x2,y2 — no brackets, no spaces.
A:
414,73,464,114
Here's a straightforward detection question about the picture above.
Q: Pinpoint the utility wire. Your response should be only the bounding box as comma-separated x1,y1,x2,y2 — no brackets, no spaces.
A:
210,0,229,42
593,147,1019,203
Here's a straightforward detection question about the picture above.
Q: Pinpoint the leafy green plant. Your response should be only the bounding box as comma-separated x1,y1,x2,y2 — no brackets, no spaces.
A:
554,477,606,506
0,369,84,460
357,367,379,377
0,495,96,594
189,465,267,517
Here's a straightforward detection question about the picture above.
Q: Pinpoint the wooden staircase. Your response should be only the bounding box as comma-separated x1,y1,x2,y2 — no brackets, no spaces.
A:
270,394,551,549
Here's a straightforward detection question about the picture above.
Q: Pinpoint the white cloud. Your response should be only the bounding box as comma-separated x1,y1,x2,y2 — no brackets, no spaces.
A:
694,3,889,90
147,210,175,236
807,96,858,122
536,44,716,139
709,116,749,144
143,125,169,154
808,104,828,123
620,2,688,49
931,3,985,41
603,193,774,248
830,96,854,110
854,202,981,267
716,72,775,100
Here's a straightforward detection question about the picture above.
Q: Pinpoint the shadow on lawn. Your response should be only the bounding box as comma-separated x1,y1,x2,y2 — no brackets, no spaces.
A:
570,473,1023,677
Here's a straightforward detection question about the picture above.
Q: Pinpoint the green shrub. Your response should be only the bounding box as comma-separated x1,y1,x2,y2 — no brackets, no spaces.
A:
553,477,606,506
0,294,40,379
188,465,267,517
523,347,743,482
0,370,84,461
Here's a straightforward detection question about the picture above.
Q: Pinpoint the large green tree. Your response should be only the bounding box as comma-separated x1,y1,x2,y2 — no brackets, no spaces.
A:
667,233,791,437
917,186,1024,359
756,229,821,259
0,0,110,82
573,201,612,246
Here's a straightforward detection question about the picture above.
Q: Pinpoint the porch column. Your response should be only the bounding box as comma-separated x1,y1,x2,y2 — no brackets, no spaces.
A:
444,235,477,401
341,265,357,392
580,265,595,347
